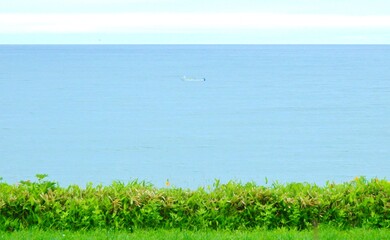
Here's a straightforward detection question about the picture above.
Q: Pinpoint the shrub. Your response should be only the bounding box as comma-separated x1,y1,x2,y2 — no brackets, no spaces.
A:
0,175,389,231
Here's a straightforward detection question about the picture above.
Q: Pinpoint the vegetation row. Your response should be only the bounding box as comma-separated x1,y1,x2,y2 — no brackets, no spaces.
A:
0,175,389,231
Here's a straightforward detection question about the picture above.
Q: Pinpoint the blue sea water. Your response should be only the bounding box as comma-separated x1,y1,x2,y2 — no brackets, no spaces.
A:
0,45,389,188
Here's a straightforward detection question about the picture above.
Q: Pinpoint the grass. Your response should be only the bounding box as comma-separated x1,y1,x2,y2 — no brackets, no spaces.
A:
0,228,389,240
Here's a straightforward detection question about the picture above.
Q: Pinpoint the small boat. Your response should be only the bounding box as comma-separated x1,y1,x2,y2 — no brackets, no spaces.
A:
181,76,206,82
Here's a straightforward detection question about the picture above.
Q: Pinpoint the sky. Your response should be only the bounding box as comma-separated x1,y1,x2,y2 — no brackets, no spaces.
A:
1,0,390,44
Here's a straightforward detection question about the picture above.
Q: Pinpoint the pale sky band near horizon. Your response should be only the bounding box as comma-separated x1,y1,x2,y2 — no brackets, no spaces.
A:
1,0,390,44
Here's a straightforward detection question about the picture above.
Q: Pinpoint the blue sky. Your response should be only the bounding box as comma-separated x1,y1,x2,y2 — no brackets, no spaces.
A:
1,0,390,44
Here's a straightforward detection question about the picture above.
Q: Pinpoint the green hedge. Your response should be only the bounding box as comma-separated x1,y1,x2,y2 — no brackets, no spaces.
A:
0,175,389,231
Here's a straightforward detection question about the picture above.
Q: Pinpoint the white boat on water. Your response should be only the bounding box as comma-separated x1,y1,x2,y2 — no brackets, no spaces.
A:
181,76,206,82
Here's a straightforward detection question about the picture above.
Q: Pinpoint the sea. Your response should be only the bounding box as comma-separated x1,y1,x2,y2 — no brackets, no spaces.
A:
0,45,389,188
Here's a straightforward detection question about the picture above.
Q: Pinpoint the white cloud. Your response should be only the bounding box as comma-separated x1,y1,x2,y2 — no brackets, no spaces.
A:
1,13,390,33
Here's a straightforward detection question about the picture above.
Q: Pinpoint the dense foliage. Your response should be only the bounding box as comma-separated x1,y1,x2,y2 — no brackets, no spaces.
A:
0,176,389,231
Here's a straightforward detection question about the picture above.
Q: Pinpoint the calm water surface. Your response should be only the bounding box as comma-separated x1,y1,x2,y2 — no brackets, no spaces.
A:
0,45,389,188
